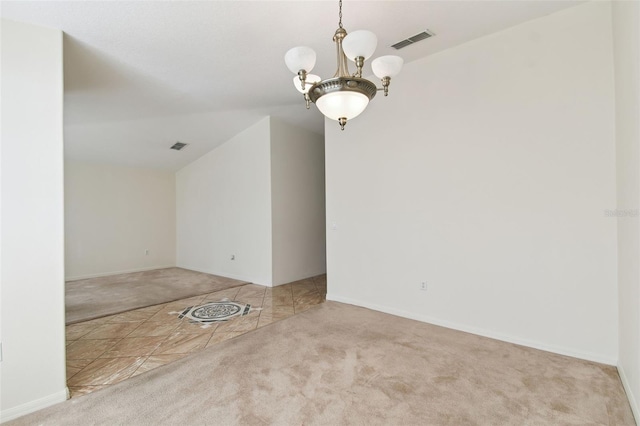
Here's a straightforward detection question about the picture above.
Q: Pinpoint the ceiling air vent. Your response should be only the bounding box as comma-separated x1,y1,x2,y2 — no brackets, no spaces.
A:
391,30,435,50
170,142,187,151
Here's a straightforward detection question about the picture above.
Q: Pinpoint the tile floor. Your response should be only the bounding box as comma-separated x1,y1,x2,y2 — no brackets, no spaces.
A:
65,275,326,398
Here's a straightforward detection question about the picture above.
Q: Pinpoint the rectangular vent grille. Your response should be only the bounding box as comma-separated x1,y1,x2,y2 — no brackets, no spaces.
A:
170,142,187,151
391,30,435,50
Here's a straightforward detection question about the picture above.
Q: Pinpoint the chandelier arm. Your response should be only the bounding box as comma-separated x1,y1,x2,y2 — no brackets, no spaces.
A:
297,70,308,91
353,56,365,78
380,76,391,96
333,28,351,78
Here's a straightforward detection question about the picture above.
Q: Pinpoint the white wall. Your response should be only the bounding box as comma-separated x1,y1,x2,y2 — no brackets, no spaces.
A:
326,2,618,364
176,117,326,286
65,161,176,280
270,119,326,285
176,117,273,285
0,19,67,421
612,0,640,420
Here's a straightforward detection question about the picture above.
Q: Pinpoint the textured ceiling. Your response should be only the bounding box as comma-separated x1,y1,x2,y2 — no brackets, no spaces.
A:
1,1,584,170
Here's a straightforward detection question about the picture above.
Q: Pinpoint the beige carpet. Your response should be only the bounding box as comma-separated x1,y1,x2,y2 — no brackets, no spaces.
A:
15,301,635,425
65,268,247,324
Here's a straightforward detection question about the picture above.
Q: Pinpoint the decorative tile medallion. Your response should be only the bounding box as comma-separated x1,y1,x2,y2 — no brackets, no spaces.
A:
174,299,253,327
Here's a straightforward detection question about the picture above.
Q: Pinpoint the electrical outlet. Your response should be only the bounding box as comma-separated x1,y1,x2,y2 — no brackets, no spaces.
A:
420,282,428,291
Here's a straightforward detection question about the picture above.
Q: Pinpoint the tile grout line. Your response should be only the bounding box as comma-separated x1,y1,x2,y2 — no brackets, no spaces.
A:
291,283,296,314
257,285,267,328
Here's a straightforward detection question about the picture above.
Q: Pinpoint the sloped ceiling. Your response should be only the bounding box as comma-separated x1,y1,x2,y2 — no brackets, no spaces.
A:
1,1,584,170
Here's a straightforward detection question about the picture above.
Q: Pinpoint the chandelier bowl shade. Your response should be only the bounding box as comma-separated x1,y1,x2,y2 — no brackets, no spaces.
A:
342,30,378,61
371,55,404,78
284,46,316,74
308,77,377,121
315,91,369,121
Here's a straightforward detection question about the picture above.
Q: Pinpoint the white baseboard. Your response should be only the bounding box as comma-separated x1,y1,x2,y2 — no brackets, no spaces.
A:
0,388,68,423
65,265,176,281
618,363,640,423
176,266,327,288
272,269,328,287
175,265,267,286
326,293,617,366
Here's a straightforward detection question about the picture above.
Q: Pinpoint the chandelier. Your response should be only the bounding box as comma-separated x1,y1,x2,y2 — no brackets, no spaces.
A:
284,0,404,130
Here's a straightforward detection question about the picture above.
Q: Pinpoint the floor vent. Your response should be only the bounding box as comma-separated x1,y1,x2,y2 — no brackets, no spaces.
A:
391,30,435,50
170,142,188,151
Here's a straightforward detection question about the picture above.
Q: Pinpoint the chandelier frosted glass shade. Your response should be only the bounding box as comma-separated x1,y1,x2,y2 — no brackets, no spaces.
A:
372,55,404,78
342,30,378,61
284,46,316,74
315,91,369,121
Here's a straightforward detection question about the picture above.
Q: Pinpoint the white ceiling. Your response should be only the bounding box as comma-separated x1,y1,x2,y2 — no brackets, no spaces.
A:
1,0,584,171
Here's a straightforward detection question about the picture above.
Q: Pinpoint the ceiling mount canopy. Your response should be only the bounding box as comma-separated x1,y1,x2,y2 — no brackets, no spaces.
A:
284,0,404,130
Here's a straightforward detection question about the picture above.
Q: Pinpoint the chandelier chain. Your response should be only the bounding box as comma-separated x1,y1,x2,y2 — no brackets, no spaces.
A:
338,0,343,28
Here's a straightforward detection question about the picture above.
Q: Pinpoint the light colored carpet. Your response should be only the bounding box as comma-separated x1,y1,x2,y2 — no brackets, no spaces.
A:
16,301,635,425
65,267,247,324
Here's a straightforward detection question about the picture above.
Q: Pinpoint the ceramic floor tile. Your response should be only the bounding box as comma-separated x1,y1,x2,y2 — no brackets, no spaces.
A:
213,310,259,333
236,289,266,300
74,316,112,328
206,332,245,347
294,293,324,307
268,284,292,294
68,356,147,386
130,354,188,378
128,321,180,338
256,312,293,326
257,316,274,328
67,358,94,371
175,320,219,334
65,275,326,399
264,293,293,306
312,275,327,286
67,359,94,380
66,339,120,360
132,304,168,314
152,332,212,355
100,336,168,358
239,296,264,307
260,305,295,316
68,386,108,398
67,366,84,380
106,308,162,323
66,322,100,341
292,278,317,287
202,287,241,302
236,283,266,293
291,283,318,298
147,306,189,322
227,316,259,333
165,295,207,309
80,322,143,340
